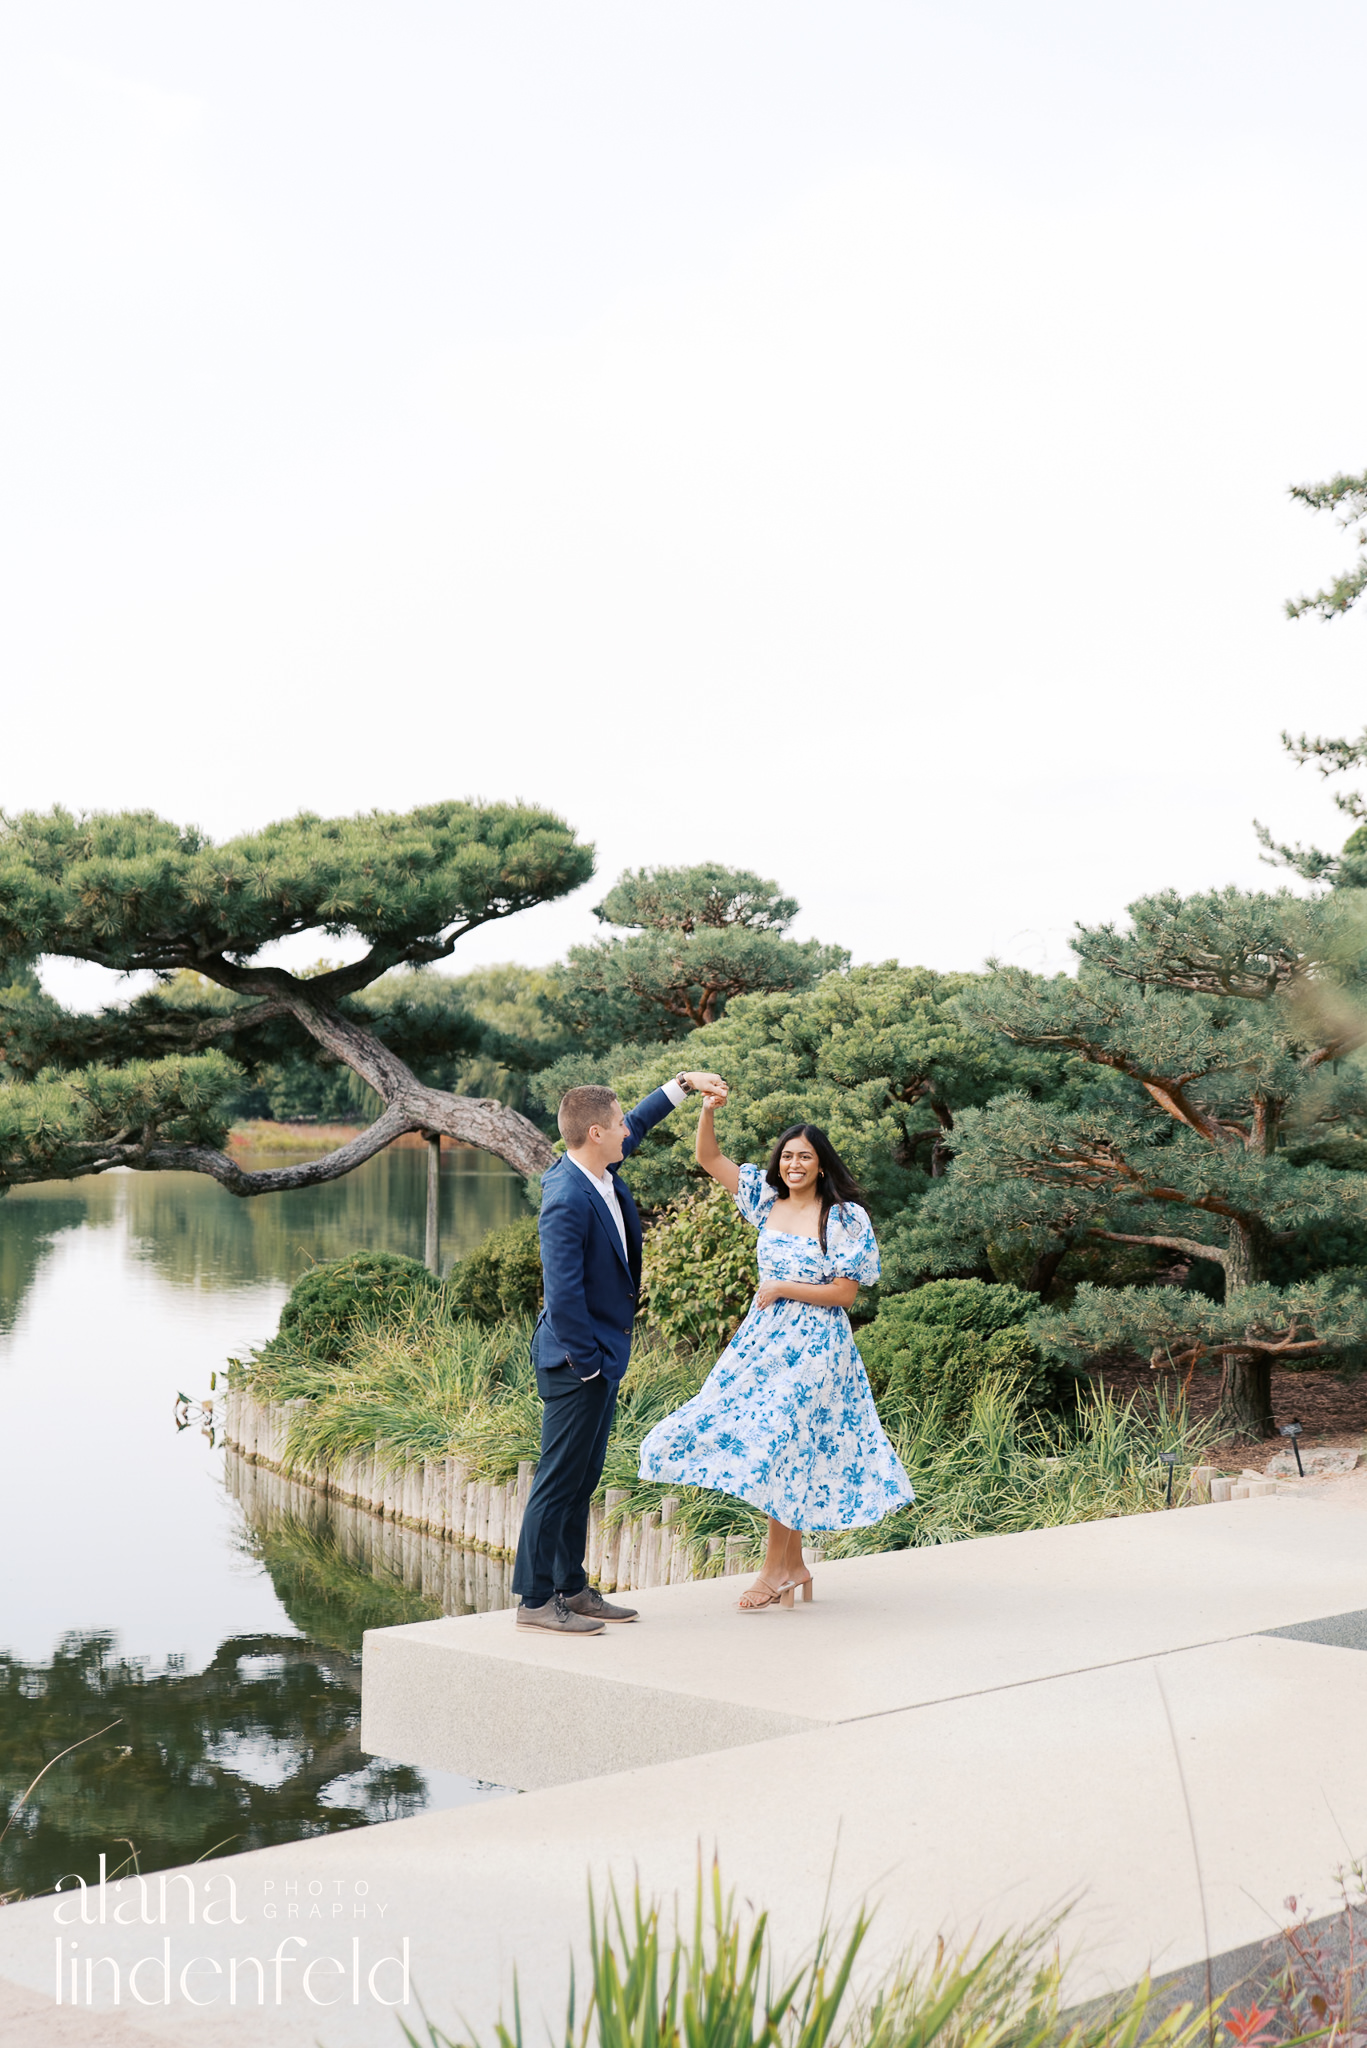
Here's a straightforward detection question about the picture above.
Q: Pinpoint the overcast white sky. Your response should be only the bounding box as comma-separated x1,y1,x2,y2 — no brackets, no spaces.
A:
5,2,1367,1009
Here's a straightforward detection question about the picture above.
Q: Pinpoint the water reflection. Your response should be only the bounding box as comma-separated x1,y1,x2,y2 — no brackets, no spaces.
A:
0,1464,515,1902
0,1189,87,1334
230,1453,516,1629
0,1630,418,1905
0,1144,524,1898
1,1142,526,1321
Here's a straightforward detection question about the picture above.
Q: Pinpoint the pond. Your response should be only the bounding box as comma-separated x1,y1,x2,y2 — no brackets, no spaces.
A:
0,1142,526,1903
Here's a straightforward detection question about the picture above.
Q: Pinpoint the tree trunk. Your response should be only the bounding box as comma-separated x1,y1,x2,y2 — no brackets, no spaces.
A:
1213,1217,1275,1439
124,986,559,1195
1025,1242,1070,1301
1214,1351,1274,1441
424,1133,442,1276
929,1097,954,1178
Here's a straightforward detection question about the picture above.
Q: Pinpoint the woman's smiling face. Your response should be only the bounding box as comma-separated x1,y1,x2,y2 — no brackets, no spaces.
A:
778,1134,819,1195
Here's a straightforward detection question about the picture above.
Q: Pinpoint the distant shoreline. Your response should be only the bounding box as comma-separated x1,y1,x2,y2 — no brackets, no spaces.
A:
227,1120,476,1156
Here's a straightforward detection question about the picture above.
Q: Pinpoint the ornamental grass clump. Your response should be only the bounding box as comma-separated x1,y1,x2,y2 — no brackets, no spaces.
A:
401,1860,1234,2048
822,1376,1216,1557
238,1277,1215,1565
243,1304,542,1480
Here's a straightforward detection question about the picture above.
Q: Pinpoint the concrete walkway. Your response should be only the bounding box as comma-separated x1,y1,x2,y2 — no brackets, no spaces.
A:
3,1484,1365,2047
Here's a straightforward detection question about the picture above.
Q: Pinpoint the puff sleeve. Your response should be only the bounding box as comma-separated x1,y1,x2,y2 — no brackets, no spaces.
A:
826,1204,880,1286
734,1162,776,1228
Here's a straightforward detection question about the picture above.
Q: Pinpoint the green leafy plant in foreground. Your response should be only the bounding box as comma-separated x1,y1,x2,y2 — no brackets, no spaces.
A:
641,1180,758,1351
399,1861,1245,2048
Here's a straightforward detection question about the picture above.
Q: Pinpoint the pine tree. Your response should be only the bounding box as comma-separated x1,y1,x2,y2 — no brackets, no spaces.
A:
546,863,847,1053
582,962,1058,1221
908,889,1367,1438
0,802,593,1193
1257,463,1367,886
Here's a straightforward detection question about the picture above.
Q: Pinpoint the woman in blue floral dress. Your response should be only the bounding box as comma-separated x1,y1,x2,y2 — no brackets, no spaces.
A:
638,1094,913,1610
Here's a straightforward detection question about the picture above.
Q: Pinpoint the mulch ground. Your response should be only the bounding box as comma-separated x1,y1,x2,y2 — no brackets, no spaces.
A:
1085,1361,1367,1472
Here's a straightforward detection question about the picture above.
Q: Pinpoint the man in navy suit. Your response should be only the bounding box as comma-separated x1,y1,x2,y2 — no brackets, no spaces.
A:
513,1069,728,1634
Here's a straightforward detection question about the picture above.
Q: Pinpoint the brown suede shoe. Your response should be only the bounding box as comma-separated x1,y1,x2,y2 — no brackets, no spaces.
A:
564,1587,638,1623
516,1593,604,1635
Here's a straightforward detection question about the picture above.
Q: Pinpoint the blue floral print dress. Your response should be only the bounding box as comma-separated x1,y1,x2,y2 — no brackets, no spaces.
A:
638,1164,914,1531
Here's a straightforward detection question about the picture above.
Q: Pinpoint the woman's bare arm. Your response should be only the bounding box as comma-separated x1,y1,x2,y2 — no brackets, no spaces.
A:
755,1277,858,1310
695,1095,740,1196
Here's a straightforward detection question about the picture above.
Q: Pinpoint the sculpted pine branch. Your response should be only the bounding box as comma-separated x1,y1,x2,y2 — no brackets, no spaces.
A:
0,802,595,1190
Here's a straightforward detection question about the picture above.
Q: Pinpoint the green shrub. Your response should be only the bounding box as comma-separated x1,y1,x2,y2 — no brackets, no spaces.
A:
444,1216,542,1324
859,1278,1075,1419
881,1277,1039,1335
641,1181,756,1351
270,1251,438,1362
866,1322,1047,1424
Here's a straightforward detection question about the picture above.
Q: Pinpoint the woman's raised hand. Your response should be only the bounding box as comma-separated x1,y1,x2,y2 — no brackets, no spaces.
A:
693,1076,740,1194
682,1070,728,1101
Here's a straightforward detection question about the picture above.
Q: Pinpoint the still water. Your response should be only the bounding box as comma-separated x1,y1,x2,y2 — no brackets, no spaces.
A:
0,1144,525,1901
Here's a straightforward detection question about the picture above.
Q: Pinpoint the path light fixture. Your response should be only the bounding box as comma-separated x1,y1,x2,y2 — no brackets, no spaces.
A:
1158,1450,1178,1508
1278,1419,1305,1477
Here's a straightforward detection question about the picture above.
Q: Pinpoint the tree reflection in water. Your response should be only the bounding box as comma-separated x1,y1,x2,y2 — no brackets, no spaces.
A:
0,1144,527,1327
0,1148,525,1901
1,1503,462,1902
0,1191,87,1334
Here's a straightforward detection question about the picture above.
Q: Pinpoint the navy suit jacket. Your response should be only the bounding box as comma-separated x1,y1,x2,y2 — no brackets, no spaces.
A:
533,1087,679,1386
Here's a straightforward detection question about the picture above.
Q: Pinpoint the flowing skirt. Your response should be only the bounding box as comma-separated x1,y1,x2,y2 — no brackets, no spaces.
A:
638,1298,913,1531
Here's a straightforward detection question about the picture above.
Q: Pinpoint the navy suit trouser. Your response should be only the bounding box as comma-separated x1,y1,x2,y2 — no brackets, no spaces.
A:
511,1366,619,1606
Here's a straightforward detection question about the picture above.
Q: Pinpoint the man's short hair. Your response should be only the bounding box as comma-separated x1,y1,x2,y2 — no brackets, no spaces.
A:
558,1086,621,1148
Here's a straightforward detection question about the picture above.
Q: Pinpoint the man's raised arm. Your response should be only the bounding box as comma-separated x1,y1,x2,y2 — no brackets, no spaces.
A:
622,1070,729,1151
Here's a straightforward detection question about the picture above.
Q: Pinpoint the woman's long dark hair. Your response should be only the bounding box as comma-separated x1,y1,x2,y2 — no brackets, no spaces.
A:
764,1123,866,1252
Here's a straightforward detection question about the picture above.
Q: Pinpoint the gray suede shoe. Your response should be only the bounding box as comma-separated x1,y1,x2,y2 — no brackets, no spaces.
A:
516,1593,605,1635
565,1588,638,1623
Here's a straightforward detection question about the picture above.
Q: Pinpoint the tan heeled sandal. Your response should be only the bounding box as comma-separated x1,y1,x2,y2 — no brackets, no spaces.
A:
737,1574,788,1612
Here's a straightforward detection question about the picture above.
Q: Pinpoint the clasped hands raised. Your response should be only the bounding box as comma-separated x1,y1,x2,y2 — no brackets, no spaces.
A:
680,1070,729,1109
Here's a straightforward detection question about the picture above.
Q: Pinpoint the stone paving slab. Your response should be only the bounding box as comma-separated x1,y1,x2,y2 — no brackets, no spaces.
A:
1262,1606,1367,1651
6,1493,1366,2045
2,1630,1365,2047
362,1495,1367,1787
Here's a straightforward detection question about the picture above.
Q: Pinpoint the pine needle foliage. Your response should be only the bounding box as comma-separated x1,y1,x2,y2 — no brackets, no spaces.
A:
0,801,593,1190
1284,468,1367,622
570,964,1069,1220
899,887,1367,1435
547,862,848,1053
